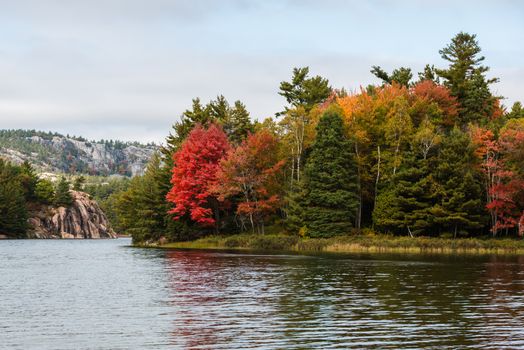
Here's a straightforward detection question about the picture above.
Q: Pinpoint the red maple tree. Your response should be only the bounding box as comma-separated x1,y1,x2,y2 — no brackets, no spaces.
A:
214,130,285,233
166,123,230,229
412,80,459,127
473,124,524,235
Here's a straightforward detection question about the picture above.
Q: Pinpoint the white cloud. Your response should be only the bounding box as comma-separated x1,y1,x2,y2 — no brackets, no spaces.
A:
0,0,522,142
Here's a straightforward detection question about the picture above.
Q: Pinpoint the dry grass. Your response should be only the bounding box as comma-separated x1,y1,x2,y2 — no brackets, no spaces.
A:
150,232,524,255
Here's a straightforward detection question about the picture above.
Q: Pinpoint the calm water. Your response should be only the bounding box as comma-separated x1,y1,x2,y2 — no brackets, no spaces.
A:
1,239,524,349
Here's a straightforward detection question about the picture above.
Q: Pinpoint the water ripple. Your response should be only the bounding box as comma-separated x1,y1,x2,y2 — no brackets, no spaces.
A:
1,240,524,349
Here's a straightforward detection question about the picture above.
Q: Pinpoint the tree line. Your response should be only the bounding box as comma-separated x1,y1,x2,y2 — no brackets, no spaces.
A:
106,32,524,243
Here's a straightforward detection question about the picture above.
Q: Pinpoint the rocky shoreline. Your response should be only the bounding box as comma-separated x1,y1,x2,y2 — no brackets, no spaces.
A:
26,191,116,239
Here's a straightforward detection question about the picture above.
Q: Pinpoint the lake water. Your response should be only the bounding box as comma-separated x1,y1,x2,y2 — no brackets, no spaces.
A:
1,239,524,349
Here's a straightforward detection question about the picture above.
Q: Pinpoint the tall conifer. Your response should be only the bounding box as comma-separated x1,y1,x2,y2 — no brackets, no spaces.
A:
302,110,359,237
0,160,28,236
54,177,73,207
433,128,485,236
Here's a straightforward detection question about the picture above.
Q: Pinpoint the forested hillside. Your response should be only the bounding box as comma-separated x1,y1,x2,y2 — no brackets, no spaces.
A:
0,129,157,176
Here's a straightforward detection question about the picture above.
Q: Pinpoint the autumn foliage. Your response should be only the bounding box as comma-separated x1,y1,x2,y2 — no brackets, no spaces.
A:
214,130,285,233
114,32,524,244
166,123,230,227
412,80,459,127
473,122,524,235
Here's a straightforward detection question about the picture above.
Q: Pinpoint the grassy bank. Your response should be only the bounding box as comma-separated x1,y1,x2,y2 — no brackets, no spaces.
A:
149,233,524,255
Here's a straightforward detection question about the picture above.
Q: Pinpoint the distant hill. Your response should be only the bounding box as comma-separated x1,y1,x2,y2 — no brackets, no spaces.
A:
0,129,158,176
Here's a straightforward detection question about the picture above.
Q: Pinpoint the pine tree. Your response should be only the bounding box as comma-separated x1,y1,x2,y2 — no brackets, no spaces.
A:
371,66,413,87
73,175,86,191
433,129,485,237
135,155,168,241
113,154,164,242
162,98,213,156
112,153,197,243
19,161,38,201
208,95,230,121
373,154,438,236
284,180,307,235
0,179,27,237
279,67,332,114
301,110,359,237
417,64,439,83
0,160,27,236
436,32,499,126
35,179,55,204
228,101,254,144
163,96,252,155
54,177,73,207
507,102,524,120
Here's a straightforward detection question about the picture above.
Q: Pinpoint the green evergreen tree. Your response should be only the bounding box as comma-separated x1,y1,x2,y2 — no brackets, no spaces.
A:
35,179,55,204
0,160,27,237
208,95,230,121
507,102,524,120
373,154,438,236
19,161,38,201
73,175,86,191
112,153,196,243
371,66,413,87
229,101,254,144
54,177,73,207
163,98,213,156
418,64,440,83
163,96,252,154
433,129,485,237
208,95,235,139
279,67,332,114
113,154,164,242
0,179,27,237
301,110,359,237
436,32,499,126
284,179,307,234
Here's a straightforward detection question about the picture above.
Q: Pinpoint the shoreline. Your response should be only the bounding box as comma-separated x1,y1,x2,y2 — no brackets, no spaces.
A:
138,233,524,256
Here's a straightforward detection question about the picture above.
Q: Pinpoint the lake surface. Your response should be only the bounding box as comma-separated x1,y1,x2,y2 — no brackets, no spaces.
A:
1,239,524,349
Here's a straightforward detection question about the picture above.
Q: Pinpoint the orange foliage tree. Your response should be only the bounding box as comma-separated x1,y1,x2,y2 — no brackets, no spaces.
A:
214,130,285,233
412,80,459,128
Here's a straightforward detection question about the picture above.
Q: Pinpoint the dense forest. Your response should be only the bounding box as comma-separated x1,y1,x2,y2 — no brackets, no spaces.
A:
106,32,524,244
3,32,524,243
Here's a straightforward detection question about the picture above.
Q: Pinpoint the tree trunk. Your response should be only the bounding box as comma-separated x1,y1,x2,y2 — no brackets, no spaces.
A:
393,138,400,175
290,156,295,187
296,119,304,182
355,143,362,229
212,199,220,234
249,213,255,234
374,145,381,209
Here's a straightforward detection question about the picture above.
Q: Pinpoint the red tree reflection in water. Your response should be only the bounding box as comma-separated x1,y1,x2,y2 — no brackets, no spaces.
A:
164,250,242,349
476,255,524,346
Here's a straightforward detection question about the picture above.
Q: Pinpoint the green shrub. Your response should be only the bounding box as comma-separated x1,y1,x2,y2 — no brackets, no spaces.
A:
249,235,299,251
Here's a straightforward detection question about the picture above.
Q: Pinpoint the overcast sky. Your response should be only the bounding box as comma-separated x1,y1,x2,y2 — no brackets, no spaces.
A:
0,0,523,143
